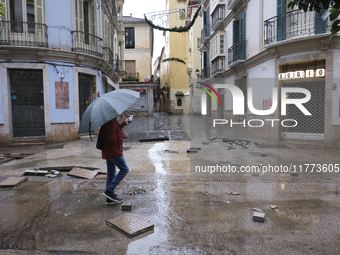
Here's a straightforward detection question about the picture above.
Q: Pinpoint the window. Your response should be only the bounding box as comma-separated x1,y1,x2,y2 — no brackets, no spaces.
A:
125,27,135,49
3,0,44,33
75,0,98,45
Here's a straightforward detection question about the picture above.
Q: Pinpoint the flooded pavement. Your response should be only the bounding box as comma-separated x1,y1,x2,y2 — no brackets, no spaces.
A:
0,113,340,254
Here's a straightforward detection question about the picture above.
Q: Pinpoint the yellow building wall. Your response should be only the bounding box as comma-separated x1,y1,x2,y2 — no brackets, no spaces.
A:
167,0,190,114
123,23,153,82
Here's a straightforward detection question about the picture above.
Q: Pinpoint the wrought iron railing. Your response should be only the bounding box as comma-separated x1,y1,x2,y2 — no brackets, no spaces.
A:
211,56,225,76
202,66,210,80
122,72,139,82
211,5,225,30
201,24,210,44
71,30,103,58
264,9,334,46
0,20,48,47
228,40,246,65
113,54,119,74
103,46,114,66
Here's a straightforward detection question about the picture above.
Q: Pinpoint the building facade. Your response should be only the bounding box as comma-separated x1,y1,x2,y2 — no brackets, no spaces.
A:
0,0,124,145
197,0,340,148
120,15,155,117
159,0,191,115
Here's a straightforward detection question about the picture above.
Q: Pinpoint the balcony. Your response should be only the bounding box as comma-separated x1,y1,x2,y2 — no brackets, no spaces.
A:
0,20,48,48
202,66,210,80
122,72,139,83
228,40,245,66
71,31,103,58
227,0,242,10
211,56,225,76
201,24,210,44
103,47,113,66
264,9,334,46
211,5,225,31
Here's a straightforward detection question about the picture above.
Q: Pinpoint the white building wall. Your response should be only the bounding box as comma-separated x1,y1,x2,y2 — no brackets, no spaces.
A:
246,0,260,58
248,59,276,113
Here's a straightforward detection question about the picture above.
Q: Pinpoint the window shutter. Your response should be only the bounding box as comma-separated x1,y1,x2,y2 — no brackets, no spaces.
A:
75,0,84,48
315,8,326,34
233,20,239,45
238,12,245,60
206,49,210,78
34,0,45,44
0,0,9,41
91,0,97,35
76,0,84,31
104,15,108,46
277,0,286,41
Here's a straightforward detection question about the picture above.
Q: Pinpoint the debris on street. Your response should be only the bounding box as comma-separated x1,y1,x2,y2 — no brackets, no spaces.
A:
253,212,265,223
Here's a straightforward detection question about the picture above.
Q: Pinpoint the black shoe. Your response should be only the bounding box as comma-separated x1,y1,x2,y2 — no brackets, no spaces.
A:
102,190,123,203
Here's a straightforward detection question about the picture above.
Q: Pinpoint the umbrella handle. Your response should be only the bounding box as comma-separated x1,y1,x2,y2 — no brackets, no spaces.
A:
89,121,94,142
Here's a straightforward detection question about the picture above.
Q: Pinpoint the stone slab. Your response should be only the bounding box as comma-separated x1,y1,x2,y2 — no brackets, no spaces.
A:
24,170,49,176
106,214,154,238
122,203,132,211
253,212,265,223
0,177,27,188
67,168,98,179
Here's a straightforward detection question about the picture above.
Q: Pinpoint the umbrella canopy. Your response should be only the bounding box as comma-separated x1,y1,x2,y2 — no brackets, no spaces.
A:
78,89,140,134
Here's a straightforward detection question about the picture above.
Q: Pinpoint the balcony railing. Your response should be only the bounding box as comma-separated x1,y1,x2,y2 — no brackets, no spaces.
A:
228,40,246,66
201,24,210,44
202,66,210,80
211,56,225,76
122,72,139,82
71,31,103,58
0,20,48,47
264,9,334,46
103,46,113,66
211,5,225,31
113,54,119,74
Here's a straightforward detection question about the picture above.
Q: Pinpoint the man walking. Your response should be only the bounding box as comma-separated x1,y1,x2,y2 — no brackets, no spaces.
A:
101,117,131,204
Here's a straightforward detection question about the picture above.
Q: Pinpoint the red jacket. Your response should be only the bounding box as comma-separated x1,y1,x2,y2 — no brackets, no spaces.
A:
101,118,127,159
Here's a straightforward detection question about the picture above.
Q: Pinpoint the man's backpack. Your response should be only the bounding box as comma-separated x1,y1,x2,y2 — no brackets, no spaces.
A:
96,126,105,150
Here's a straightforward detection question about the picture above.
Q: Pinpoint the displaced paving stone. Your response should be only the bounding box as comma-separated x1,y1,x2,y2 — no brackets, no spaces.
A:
24,170,49,176
251,208,263,213
67,168,98,179
45,174,58,178
186,149,199,153
164,150,179,154
228,192,240,196
290,171,299,177
0,177,27,188
208,136,218,141
122,203,132,211
270,205,278,210
7,153,24,159
139,137,169,142
253,212,265,223
106,214,154,238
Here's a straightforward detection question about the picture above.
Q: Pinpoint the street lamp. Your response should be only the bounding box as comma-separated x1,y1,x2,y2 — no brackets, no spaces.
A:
195,68,201,88
195,68,200,78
